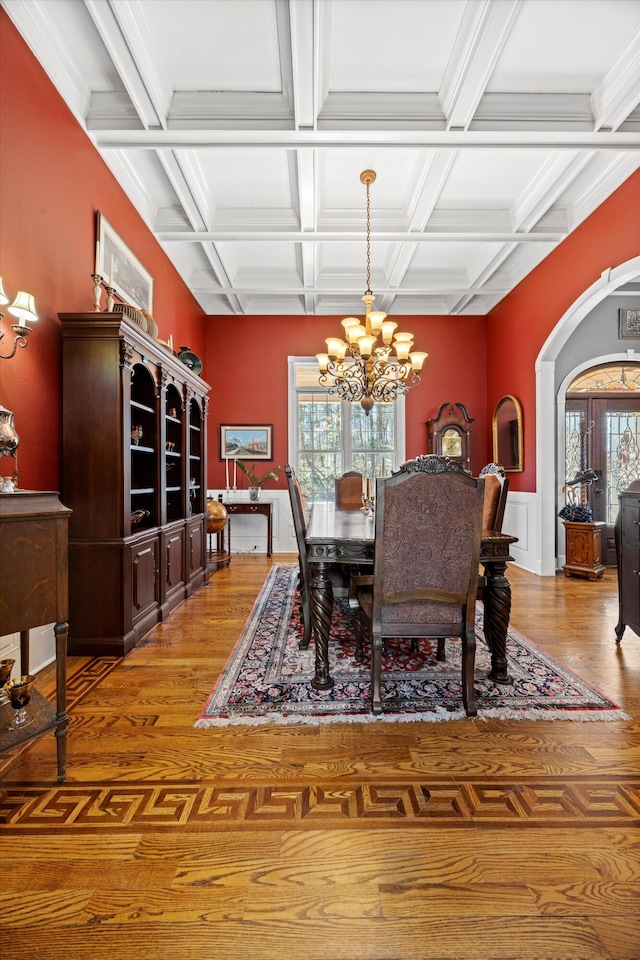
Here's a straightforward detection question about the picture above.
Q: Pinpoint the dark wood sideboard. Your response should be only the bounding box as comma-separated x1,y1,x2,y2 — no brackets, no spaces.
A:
615,479,640,642
0,490,71,780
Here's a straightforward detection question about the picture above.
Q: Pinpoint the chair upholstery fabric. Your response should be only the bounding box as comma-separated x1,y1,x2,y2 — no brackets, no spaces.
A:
335,471,364,511
358,455,485,717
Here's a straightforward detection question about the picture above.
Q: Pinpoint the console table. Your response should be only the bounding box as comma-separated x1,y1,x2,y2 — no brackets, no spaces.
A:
0,491,71,780
223,500,273,556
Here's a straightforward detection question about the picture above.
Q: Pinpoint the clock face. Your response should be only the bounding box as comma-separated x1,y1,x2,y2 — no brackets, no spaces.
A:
442,429,463,457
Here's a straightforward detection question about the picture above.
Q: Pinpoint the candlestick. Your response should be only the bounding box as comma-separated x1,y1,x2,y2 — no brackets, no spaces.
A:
233,457,237,489
105,286,115,312
225,457,229,490
91,274,102,311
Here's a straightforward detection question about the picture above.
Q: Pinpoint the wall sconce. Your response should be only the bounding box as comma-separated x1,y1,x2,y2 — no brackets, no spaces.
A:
0,277,38,360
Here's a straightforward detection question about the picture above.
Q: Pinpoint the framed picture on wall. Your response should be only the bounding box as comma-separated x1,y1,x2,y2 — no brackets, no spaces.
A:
95,211,154,314
219,424,273,461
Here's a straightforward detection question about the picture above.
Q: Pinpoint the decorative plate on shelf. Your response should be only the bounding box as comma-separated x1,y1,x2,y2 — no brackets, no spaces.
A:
177,347,202,375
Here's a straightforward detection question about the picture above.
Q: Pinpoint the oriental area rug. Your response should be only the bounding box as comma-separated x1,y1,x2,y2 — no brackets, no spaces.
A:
196,564,627,727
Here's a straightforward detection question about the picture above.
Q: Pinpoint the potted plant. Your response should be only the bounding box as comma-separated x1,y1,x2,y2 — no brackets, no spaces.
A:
236,460,280,501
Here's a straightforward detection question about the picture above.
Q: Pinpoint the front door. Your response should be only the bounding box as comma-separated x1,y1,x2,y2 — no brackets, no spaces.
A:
566,394,640,566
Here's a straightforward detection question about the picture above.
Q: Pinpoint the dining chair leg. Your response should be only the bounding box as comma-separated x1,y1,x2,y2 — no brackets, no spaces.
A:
461,629,477,717
298,564,312,650
371,633,384,714
436,638,446,661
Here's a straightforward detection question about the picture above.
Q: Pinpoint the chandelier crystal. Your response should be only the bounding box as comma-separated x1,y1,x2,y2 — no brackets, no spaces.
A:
316,170,427,415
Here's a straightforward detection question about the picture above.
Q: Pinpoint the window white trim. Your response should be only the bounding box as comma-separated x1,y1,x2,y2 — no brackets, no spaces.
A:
287,356,406,475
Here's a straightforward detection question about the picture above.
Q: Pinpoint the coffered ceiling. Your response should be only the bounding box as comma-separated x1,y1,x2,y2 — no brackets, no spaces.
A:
5,0,640,316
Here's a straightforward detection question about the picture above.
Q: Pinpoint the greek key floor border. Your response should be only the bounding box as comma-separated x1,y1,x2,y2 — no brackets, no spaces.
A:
0,779,638,831
1,657,639,831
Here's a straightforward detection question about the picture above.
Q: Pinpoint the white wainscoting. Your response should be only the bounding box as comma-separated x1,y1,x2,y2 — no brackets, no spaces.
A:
502,490,539,574
0,624,56,678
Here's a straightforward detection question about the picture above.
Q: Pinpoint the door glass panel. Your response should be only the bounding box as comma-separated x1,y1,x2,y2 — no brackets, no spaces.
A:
607,412,640,524
565,409,587,482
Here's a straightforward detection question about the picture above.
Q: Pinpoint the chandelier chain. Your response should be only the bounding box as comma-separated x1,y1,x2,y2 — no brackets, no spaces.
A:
315,169,427,414
365,178,371,296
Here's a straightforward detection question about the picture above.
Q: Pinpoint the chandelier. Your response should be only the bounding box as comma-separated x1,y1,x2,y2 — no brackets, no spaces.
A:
316,170,427,415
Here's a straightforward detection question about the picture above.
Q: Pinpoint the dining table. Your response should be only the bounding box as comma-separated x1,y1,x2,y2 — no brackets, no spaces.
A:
305,501,519,691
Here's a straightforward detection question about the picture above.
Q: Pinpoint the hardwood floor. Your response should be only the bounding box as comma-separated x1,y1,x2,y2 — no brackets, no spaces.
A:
1,557,639,960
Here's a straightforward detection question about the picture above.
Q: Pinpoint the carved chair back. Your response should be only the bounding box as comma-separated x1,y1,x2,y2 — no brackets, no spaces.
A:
478,462,509,533
335,471,364,511
365,455,485,716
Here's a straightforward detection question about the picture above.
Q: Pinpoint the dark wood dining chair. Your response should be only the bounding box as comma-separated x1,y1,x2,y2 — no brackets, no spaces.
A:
355,455,485,717
285,465,348,650
477,462,509,601
335,471,363,511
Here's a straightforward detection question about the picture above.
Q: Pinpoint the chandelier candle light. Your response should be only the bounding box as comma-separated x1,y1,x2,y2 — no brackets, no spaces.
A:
316,170,428,415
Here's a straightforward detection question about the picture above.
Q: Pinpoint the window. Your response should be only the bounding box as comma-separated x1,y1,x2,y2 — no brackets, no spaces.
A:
288,358,405,501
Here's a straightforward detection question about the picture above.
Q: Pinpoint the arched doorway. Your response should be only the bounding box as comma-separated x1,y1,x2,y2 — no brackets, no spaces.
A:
563,361,640,565
536,254,640,575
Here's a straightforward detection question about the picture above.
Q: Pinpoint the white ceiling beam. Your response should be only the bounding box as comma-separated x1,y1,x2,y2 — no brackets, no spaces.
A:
512,152,594,232
286,0,316,129
440,0,523,130
93,129,640,149
381,153,459,298
156,151,209,232
193,284,509,297
157,230,565,243
2,0,90,125
592,28,640,132
83,0,165,130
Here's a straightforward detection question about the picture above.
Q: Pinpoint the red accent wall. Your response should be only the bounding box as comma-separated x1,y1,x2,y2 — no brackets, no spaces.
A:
0,11,205,492
486,168,640,492
3,9,639,500
206,314,488,490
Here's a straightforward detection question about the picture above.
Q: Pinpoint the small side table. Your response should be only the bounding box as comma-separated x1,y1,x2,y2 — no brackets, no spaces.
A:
563,520,606,580
223,500,273,556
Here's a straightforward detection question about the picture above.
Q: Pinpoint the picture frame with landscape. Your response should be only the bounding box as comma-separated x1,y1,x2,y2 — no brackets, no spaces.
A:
219,424,273,461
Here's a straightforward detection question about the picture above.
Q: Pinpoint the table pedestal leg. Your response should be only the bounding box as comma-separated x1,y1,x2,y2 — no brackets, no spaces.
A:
482,559,513,684
310,562,334,690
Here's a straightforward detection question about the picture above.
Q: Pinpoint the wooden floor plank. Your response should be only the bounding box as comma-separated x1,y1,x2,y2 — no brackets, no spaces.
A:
0,557,638,960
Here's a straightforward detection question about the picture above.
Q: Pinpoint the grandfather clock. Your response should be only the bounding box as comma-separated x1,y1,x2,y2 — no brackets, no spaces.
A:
426,402,474,471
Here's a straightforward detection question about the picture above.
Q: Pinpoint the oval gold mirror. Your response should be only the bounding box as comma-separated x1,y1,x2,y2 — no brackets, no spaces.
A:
492,395,523,472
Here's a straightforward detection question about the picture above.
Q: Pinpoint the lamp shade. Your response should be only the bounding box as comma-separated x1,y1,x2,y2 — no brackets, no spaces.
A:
8,291,38,325
0,278,9,307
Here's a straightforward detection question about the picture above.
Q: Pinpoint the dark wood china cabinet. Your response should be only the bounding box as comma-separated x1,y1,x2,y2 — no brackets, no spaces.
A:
59,311,210,656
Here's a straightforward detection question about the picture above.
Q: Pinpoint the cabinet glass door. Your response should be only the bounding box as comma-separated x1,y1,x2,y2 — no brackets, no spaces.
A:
189,398,203,515
130,363,157,530
165,384,184,522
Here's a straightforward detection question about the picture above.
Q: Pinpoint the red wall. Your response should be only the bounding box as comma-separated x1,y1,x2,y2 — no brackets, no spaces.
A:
206,313,488,490
486,168,640,492
0,11,205,492
3,9,638,500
